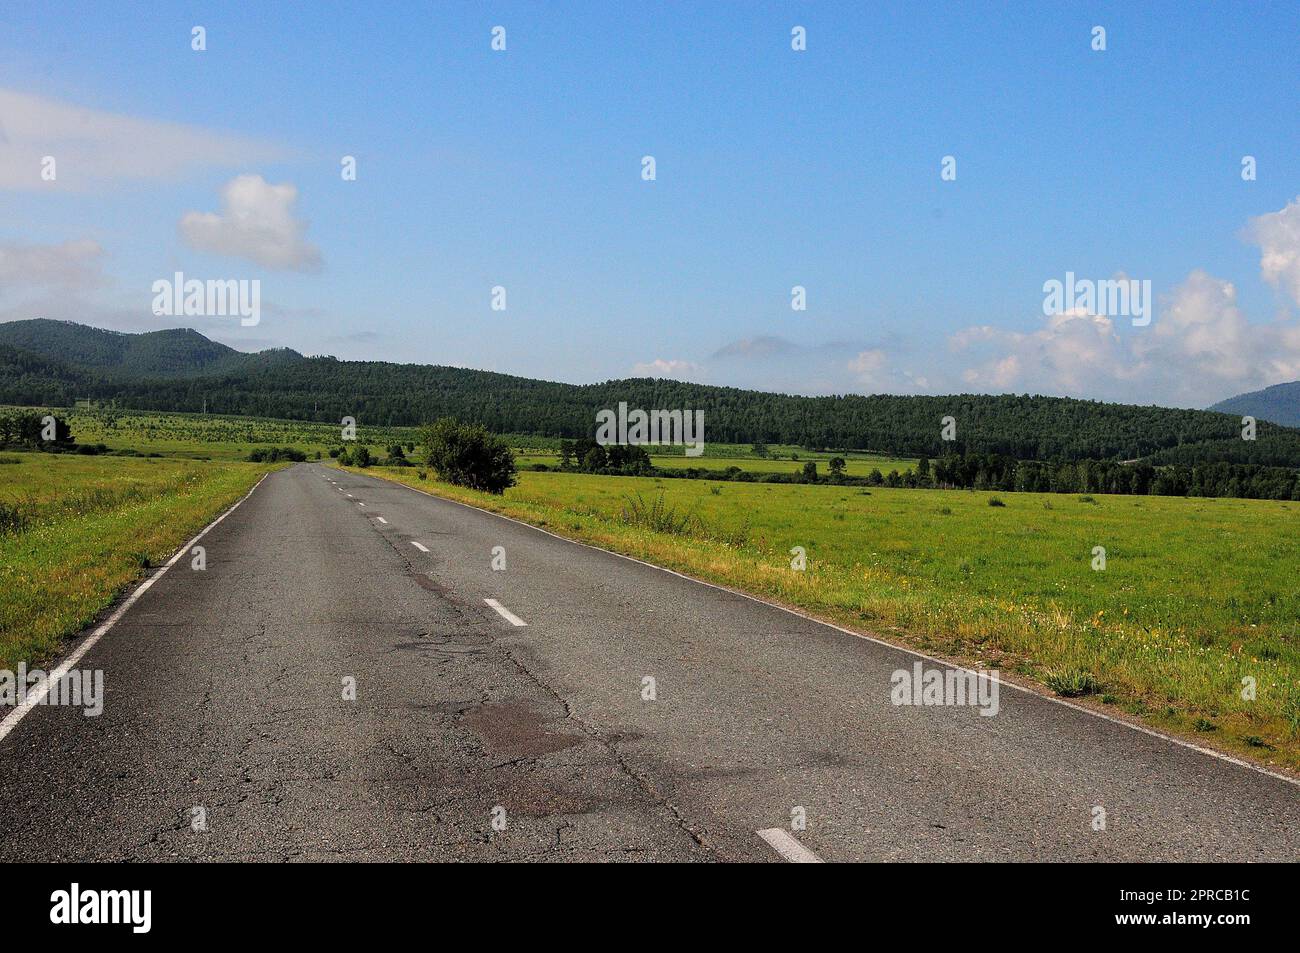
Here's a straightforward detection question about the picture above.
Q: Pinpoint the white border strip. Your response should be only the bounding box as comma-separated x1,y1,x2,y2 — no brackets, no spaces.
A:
485,598,528,627
757,828,824,863
0,473,269,746
351,465,1300,790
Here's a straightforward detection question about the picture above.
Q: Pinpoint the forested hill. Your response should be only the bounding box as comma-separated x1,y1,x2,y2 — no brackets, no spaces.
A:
1210,381,1300,428
3,320,1300,467
0,319,302,378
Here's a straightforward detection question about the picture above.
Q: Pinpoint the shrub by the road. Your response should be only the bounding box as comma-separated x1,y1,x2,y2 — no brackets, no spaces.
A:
247,446,307,463
420,418,516,494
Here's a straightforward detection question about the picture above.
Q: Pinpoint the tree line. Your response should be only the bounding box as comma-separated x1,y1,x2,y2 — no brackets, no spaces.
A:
6,322,1300,469
534,451,1300,501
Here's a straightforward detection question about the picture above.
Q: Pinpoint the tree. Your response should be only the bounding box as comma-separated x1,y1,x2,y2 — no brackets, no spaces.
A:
828,457,846,477
421,417,517,494
802,460,818,482
751,441,769,458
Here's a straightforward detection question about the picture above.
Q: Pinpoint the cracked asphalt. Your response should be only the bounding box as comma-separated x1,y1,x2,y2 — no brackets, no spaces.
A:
2,462,1298,862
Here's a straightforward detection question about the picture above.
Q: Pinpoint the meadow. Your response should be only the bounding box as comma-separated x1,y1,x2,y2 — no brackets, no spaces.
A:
0,453,274,670
517,445,916,476
5,406,410,461
9,406,916,476
352,463,1300,770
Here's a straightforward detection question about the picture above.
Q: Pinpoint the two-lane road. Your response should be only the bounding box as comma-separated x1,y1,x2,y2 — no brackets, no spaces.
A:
2,463,1296,861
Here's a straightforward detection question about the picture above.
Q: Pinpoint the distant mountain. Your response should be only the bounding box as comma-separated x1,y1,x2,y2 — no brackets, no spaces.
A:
4,319,1300,467
1210,381,1300,428
0,319,302,378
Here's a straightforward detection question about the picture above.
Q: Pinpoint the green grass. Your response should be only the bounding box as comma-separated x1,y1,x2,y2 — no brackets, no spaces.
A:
516,449,917,476
352,463,1300,770
0,453,274,669
10,406,916,477
3,405,421,461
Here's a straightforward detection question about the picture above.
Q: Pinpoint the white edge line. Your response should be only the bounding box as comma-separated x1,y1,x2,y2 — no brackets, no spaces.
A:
351,466,1300,791
410,541,430,552
484,598,527,627
0,472,270,746
757,828,824,863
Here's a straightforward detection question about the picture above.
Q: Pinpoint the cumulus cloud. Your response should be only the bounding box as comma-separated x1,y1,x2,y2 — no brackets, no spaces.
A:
1137,270,1300,400
630,358,703,380
1245,196,1300,306
0,88,282,191
951,271,1300,406
848,348,888,389
180,174,321,270
955,308,1133,394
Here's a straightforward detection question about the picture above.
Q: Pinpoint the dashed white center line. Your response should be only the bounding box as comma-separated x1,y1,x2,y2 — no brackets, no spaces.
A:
410,541,430,552
346,493,353,498
484,598,527,627
756,829,824,863
356,502,365,507
375,517,388,524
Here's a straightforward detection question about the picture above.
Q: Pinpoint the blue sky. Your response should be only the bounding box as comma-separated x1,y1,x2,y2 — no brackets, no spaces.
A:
2,1,1298,406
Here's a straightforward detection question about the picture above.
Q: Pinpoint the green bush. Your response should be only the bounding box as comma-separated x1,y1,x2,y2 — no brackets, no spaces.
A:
247,446,307,463
420,418,516,494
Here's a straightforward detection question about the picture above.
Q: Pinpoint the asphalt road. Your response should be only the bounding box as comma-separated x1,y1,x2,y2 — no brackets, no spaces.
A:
2,463,1297,862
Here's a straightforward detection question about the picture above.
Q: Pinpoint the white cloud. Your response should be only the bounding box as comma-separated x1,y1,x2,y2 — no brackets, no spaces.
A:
955,308,1133,395
1245,196,1300,306
0,88,282,191
848,348,888,389
1137,270,1300,399
630,358,703,380
951,271,1300,405
180,174,321,271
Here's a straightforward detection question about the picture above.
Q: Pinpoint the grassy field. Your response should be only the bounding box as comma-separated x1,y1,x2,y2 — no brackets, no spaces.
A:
8,408,916,476
350,463,1300,771
0,453,274,670
5,406,414,461
517,448,917,476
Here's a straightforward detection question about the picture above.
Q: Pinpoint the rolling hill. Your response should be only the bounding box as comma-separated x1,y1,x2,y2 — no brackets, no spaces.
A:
4,319,1300,467
0,319,302,378
1210,381,1300,428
